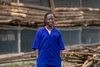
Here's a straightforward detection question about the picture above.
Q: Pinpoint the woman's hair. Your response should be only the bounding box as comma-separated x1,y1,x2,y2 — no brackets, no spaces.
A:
44,12,54,26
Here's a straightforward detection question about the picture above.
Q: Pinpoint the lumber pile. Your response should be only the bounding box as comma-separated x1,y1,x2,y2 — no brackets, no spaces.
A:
54,7,100,27
62,44,100,67
1,0,100,27
0,0,50,27
0,52,36,64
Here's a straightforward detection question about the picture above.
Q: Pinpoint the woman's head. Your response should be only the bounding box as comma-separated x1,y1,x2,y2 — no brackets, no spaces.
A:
44,12,54,27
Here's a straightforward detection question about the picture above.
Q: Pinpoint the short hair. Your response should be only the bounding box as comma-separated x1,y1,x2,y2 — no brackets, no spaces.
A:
44,12,54,26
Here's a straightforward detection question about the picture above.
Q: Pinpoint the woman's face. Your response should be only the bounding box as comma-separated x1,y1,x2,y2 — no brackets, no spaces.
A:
45,14,54,27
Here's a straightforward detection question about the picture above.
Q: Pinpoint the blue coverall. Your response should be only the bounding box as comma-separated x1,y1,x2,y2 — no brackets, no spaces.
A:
32,27,65,67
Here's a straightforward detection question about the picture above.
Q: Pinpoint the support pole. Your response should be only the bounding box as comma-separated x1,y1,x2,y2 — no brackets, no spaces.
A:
18,25,21,53
17,0,20,3
17,0,20,53
80,0,82,8
49,0,55,14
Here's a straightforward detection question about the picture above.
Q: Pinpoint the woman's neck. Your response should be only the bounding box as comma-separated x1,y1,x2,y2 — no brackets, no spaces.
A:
45,25,53,31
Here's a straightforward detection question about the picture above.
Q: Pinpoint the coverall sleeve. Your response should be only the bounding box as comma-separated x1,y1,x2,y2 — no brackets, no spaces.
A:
59,31,65,50
32,30,40,50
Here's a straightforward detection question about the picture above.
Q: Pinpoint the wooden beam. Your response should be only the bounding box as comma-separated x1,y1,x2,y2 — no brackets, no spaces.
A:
55,7,100,12
0,19,12,23
10,2,51,11
49,0,55,14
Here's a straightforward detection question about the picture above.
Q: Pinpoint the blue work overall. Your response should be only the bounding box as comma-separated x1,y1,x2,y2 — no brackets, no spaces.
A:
32,27,65,67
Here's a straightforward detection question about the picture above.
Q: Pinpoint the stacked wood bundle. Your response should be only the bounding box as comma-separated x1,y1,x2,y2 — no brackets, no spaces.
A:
1,0,100,27
62,44,100,67
0,0,51,27
54,7,100,27
0,52,36,64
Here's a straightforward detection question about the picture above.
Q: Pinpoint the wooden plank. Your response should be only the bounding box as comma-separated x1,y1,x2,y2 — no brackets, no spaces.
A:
0,5,48,13
55,11,84,15
0,6,47,16
55,14,82,18
0,0,51,11
0,12,44,20
0,19,12,23
0,10,26,17
55,7,100,12
55,19,98,24
10,2,51,11
0,58,36,64
0,52,36,64
55,24,76,27
65,44,100,52
0,15,21,20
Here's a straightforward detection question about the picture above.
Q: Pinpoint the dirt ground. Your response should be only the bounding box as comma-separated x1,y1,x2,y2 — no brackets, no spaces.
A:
0,61,35,67
0,61,72,67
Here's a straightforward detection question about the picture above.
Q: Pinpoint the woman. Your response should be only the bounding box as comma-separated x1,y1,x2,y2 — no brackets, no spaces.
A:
32,12,65,67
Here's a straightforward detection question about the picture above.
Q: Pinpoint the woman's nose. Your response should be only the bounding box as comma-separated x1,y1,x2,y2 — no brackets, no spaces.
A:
50,19,54,22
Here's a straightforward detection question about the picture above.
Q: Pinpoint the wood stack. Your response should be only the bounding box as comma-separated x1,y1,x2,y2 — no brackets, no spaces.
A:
0,51,36,64
62,44,100,67
54,7,100,27
1,0,100,27
0,0,51,27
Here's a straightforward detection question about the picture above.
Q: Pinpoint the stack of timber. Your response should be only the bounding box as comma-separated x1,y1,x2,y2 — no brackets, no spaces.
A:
62,44,100,67
0,0,50,27
54,7,100,27
0,52,36,64
1,0,100,27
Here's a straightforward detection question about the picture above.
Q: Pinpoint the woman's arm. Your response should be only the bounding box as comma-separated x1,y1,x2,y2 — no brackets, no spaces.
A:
60,50,63,59
36,49,38,58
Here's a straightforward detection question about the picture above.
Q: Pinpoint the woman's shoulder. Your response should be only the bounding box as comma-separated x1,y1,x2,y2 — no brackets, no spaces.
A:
54,28,60,32
37,27,45,32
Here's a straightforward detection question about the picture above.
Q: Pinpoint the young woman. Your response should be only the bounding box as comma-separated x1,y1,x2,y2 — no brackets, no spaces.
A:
32,12,65,67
